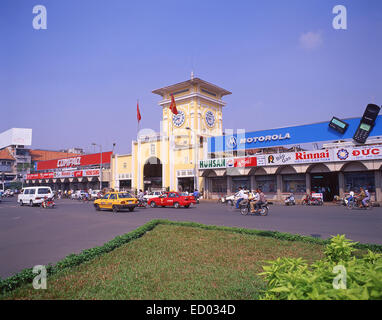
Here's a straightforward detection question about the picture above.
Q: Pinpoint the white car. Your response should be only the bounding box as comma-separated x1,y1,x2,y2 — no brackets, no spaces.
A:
143,191,163,200
18,186,54,206
90,190,101,200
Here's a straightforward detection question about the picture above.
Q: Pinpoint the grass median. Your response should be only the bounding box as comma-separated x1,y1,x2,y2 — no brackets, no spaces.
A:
1,223,325,300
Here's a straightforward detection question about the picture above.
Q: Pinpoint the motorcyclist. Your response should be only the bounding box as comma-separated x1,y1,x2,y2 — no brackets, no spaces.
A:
235,187,245,209
285,193,295,205
193,189,200,203
357,187,366,208
250,189,260,213
254,188,266,211
345,190,355,205
362,188,370,207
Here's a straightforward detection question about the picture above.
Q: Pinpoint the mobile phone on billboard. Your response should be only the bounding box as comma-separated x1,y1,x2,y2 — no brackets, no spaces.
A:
353,104,381,143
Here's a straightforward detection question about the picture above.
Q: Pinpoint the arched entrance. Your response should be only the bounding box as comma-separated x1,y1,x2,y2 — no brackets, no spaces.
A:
143,157,162,191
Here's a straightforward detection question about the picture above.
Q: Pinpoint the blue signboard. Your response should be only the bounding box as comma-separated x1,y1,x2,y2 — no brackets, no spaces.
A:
208,115,382,153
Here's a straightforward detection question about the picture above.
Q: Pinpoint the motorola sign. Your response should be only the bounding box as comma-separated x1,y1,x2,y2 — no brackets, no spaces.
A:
226,136,237,148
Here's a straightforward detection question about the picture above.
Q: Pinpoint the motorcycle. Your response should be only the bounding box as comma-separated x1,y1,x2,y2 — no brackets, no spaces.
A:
239,199,269,216
41,196,55,209
302,194,323,206
284,195,295,206
346,198,372,210
137,198,149,208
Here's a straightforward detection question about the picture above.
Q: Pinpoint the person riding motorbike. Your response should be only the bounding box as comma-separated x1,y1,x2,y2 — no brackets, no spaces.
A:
362,188,370,208
357,187,367,208
193,189,200,203
249,190,260,213
235,187,246,209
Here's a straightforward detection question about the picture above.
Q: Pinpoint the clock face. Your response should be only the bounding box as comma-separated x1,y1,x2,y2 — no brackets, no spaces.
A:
172,110,185,127
205,110,215,128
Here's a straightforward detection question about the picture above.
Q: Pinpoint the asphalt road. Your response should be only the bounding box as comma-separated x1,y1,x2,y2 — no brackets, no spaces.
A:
0,197,381,279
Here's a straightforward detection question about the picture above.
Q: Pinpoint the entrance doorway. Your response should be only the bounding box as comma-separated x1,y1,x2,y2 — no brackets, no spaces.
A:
178,177,194,193
143,157,162,191
311,172,339,202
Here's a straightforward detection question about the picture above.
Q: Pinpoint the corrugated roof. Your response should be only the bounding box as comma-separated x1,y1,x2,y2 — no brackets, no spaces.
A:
0,148,16,161
30,149,81,162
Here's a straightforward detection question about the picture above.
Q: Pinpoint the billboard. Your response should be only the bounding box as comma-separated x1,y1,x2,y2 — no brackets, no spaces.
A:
208,115,382,153
0,128,32,149
36,152,112,171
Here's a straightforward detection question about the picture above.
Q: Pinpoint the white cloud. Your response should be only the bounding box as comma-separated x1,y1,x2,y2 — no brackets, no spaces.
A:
299,31,323,50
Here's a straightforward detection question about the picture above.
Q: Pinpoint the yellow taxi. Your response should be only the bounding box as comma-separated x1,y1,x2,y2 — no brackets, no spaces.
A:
94,192,138,213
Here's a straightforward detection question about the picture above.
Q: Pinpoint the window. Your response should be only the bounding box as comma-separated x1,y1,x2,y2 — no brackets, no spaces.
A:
151,144,156,156
231,177,250,192
344,172,375,193
23,189,29,195
29,189,36,195
118,193,133,199
282,174,306,193
38,188,51,194
109,194,117,200
256,175,277,193
123,162,127,169
102,194,110,200
211,177,227,193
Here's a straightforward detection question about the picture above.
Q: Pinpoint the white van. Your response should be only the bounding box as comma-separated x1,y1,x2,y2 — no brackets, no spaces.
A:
18,186,54,206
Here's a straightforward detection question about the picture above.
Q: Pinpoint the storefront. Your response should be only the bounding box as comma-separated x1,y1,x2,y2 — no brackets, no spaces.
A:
201,118,382,202
26,152,112,191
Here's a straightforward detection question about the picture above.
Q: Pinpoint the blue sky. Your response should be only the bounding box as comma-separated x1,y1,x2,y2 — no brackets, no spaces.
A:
1,0,381,154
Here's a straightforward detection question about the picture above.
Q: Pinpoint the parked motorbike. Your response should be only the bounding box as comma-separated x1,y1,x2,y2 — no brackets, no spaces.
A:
239,200,269,216
41,196,55,209
284,194,296,206
302,194,323,206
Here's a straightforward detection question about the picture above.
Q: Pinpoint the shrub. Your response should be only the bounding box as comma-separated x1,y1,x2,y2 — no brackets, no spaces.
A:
259,235,382,300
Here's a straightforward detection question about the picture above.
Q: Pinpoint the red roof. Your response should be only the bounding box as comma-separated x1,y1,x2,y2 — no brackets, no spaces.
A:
30,149,81,162
0,148,16,161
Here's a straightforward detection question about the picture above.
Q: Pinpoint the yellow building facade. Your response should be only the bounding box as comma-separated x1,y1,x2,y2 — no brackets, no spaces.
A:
111,76,231,193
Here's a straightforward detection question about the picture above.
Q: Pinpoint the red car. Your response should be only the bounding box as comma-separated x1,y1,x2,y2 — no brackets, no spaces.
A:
148,192,196,208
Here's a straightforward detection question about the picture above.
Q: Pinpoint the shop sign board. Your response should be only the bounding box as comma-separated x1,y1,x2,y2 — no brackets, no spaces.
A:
198,158,226,169
36,152,112,171
226,157,257,168
333,146,382,161
26,169,100,180
263,149,333,166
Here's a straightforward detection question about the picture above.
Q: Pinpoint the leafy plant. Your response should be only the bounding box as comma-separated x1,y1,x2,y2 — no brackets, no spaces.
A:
259,235,382,300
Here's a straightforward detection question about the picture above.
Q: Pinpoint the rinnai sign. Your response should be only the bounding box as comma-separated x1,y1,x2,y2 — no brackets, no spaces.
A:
261,149,332,166
36,152,112,171
27,169,100,180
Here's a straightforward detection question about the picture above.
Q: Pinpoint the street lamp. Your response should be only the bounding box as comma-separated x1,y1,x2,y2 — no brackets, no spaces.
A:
185,127,199,191
92,143,103,190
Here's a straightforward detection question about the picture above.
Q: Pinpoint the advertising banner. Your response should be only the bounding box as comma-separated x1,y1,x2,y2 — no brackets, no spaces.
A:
198,158,226,169
263,149,333,166
333,146,382,162
27,169,100,180
226,157,257,168
36,152,112,171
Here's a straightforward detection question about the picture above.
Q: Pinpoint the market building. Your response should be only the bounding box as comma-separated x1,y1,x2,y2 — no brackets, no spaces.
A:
25,151,112,191
111,76,382,203
111,76,230,193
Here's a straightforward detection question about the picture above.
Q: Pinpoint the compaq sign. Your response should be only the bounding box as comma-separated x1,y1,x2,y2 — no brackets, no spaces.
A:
57,157,81,168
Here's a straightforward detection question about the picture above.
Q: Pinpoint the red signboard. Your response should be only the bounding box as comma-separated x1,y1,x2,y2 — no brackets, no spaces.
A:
26,169,101,180
36,152,112,171
234,157,257,168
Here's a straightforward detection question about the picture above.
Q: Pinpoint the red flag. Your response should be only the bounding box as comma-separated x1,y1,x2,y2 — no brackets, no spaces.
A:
169,94,178,115
137,100,141,123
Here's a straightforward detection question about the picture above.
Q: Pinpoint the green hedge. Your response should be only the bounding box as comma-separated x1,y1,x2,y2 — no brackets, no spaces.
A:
1,219,382,295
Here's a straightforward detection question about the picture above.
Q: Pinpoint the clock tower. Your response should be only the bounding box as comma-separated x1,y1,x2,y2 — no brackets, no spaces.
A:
152,75,231,138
